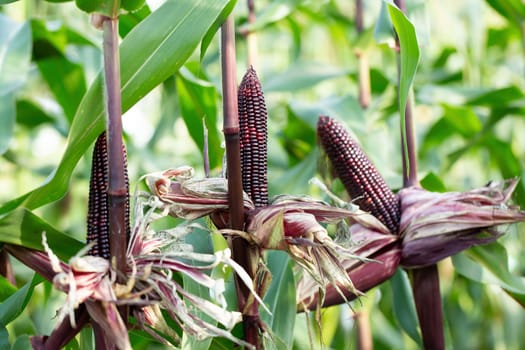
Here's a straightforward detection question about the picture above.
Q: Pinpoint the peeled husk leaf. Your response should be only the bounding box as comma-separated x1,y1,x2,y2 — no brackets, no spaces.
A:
243,195,394,306
297,247,401,310
145,167,254,220
399,179,525,267
295,221,400,310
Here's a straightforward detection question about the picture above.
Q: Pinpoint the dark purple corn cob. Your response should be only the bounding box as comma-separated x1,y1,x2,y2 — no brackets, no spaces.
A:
123,143,131,245
317,116,400,234
87,132,130,258
238,66,268,208
87,133,110,258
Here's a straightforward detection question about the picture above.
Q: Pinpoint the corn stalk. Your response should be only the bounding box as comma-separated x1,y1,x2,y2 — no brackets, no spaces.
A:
393,1,444,349
221,14,262,349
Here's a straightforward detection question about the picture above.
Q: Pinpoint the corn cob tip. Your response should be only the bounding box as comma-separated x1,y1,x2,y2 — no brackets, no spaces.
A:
239,66,262,95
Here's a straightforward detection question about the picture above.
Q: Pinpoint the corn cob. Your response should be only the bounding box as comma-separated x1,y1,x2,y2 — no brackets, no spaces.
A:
87,133,110,258
87,132,130,258
238,66,268,208
123,143,131,245
317,116,400,233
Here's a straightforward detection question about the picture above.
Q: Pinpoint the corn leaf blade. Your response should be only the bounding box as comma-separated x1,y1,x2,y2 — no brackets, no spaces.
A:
0,209,83,260
0,0,230,215
453,243,525,306
387,3,420,177
260,251,296,350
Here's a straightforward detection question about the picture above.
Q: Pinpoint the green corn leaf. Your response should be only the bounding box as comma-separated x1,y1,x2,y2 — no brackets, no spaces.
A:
10,336,32,350
237,0,298,33
453,243,525,306
200,0,236,61
0,274,42,329
0,275,42,350
181,219,215,350
288,95,364,133
0,327,7,350
75,0,119,16
260,250,296,350
0,15,30,95
485,0,525,26
390,269,422,346
441,104,482,137
119,4,151,38
176,63,222,170
0,0,231,215
0,208,83,260
0,93,15,156
420,172,447,193
387,3,420,179
15,100,56,128
37,58,87,125
264,64,349,92
0,0,21,5
0,277,17,303
317,306,340,347
465,85,524,107
0,15,31,156
271,149,318,196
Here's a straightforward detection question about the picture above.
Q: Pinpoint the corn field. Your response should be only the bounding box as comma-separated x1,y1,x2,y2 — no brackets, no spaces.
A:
0,0,524,349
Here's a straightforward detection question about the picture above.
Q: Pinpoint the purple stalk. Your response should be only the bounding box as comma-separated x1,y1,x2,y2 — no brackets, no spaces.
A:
0,248,15,285
245,0,258,67
102,16,127,278
352,4,375,344
92,320,115,350
203,120,210,177
411,264,444,349
355,0,363,32
102,14,129,331
393,1,444,348
355,0,371,109
30,305,90,350
221,14,261,349
221,15,244,242
4,245,58,283
354,309,373,350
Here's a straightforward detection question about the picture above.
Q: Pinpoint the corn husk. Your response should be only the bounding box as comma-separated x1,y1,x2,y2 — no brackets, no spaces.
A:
145,167,254,220
243,195,396,306
399,179,525,267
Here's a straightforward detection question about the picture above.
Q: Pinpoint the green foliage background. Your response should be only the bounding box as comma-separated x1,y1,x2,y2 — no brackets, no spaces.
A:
0,0,524,349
